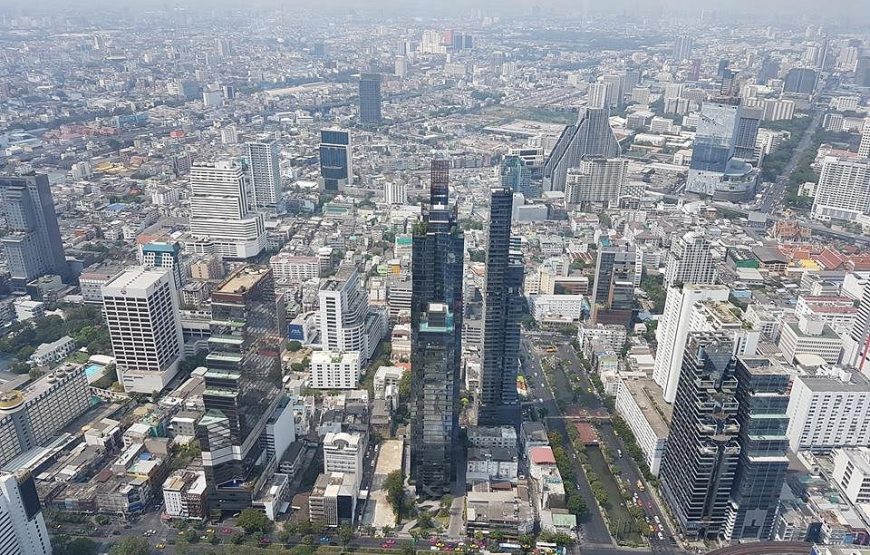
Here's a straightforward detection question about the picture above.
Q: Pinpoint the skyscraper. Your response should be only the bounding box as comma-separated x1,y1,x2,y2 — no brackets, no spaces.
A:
189,161,266,260
811,156,870,222
0,174,68,289
318,264,386,364
359,73,383,124
102,267,184,394
198,266,283,512
660,332,741,541
673,35,694,61
663,231,716,288
500,155,535,198
565,158,627,206
0,472,51,555
653,284,731,403
543,107,621,192
783,67,818,95
478,187,524,430
726,356,790,541
410,158,464,498
246,140,282,208
590,245,636,326
319,129,353,192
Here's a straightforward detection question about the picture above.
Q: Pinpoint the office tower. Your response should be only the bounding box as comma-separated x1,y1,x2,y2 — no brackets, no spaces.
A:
565,158,627,206
733,107,762,160
246,141,281,208
395,56,408,78
319,129,353,192
0,174,68,289
102,267,184,394
216,38,233,57
601,74,624,109
859,123,870,158
139,240,184,292
323,431,364,487
673,35,694,61
758,56,780,85
588,82,610,109
478,187,525,430
0,473,50,555
811,156,870,222
188,161,266,260
501,155,536,198
543,107,621,192
783,67,817,95
659,332,740,541
653,284,731,403
663,231,716,288
590,245,636,323
410,159,464,498
726,357,790,541
856,57,870,87
384,181,407,205
198,266,283,513
359,73,383,124
686,102,759,201
319,264,385,363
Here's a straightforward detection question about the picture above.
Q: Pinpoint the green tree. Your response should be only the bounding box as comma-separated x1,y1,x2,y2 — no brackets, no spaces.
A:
237,508,273,535
384,469,406,524
288,340,302,352
108,537,151,555
338,524,354,546
54,536,99,555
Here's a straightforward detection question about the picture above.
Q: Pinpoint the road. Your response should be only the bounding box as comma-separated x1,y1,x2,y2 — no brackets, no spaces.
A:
758,108,824,215
522,331,681,554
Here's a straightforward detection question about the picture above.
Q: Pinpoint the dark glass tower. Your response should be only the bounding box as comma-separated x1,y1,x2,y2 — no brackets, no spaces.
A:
0,174,68,289
726,356,790,541
359,73,383,124
319,128,352,191
478,187,524,430
198,266,284,513
500,155,536,198
410,158,464,498
659,332,741,541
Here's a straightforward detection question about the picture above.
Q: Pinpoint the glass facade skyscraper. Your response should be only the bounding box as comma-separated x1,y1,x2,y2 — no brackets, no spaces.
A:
478,186,524,430
198,266,284,512
319,129,353,192
410,158,464,498
0,174,68,289
543,107,621,192
359,73,383,124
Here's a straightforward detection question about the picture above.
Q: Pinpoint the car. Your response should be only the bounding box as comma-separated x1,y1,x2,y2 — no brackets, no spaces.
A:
320,536,331,544
657,532,663,540
156,544,166,550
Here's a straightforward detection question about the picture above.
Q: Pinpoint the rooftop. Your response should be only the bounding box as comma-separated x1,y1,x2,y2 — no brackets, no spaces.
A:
621,377,672,437
216,266,270,295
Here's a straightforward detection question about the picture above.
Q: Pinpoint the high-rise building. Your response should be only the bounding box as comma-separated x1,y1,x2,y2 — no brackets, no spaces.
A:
543,107,621,192
673,35,694,61
500,155,536,198
811,156,870,222
859,122,870,158
686,102,759,201
663,231,716,288
660,332,741,541
783,67,818,95
198,266,283,513
359,73,383,124
478,187,524,430
590,245,636,325
587,82,611,109
410,159,465,498
246,141,282,208
139,240,185,293
0,473,50,555
726,356,791,541
383,181,407,205
848,283,870,372
188,161,266,260
564,158,627,206
0,174,68,289
653,284,731,403
319,129,353,192
319,265,386,364
102,267,184,394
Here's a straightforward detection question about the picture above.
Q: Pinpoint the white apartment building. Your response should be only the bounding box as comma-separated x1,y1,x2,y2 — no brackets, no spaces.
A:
310,351,362,390
663,231,716,288
467,448,519,482
811,156,870,223
687,300,760,357
246,140,281,208
318,265,385,363
795,295,858,336
102,267,184,394
0,473,51,555
188,161,266,259
832,448,870,504
0,364,91,467
578,323,627,354
565,158,627,206
30,335,76,367
373,365,404,399
778,315,843,365
323,431,364,488
860,123,870,158
762,98,796,121
383,181,407,205
786,368,870,452
270,254,320,283
615,377,670,476
528,294,585,323
467,426,519,450
162,470,208,520
653,284,730,403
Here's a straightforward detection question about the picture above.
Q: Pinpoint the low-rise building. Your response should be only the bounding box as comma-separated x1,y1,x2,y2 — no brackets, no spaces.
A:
162,470,208,520
30,336,77,367
467,447,519,482
310,351,361,389
468,426,518,450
